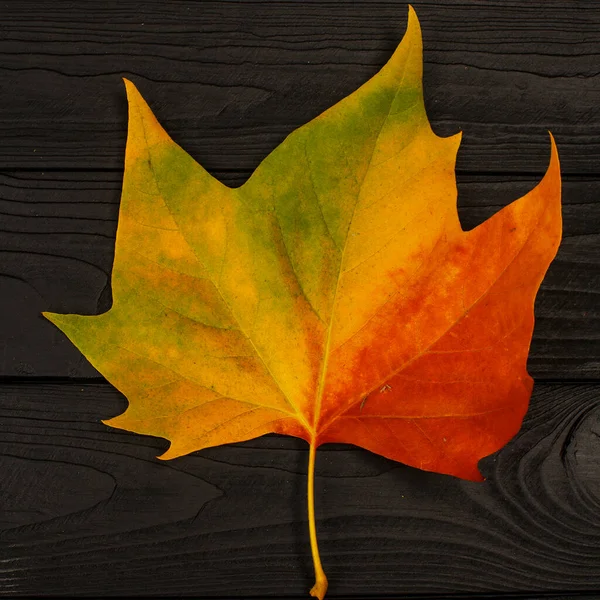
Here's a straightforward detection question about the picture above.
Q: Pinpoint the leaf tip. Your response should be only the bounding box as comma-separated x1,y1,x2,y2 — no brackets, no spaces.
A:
102,415,126,430
41,311,93,338
121,77,154,122
42,311,65,327
547,130,560,173
445,129,463,152
157,445,180,461
454,465,485,483
122,77,142,105
382,3,423,89
533,130,561,207
405,3,422,42
407,4,419,24
121,75,173,155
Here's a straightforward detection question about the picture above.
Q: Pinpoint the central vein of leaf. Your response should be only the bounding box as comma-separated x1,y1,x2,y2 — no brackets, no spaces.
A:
311,74,407,436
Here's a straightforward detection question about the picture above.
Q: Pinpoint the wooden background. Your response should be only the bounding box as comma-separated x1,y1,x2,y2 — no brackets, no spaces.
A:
1,1,599,597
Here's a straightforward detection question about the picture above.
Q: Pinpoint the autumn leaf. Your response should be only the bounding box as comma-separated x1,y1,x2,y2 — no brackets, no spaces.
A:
43,6,561,598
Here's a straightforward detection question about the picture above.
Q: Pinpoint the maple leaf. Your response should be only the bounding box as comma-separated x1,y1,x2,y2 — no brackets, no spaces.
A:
43,7,561,598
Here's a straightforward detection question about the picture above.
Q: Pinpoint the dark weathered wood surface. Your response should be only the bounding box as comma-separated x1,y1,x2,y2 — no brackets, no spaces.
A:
1,382,600,597
1,1,600,174
1,0,599,598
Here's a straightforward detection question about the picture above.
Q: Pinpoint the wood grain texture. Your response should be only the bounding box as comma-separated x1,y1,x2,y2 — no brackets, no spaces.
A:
0,1,599,173
1,382,599,597
1,1,599,597
1,171,597,379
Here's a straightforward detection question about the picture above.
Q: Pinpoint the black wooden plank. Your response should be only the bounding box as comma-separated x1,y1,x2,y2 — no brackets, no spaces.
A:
1,381,599,596
1,170,597,379
0,1,599,173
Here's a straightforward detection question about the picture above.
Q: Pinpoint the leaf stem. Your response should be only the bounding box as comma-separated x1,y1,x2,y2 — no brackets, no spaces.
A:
308,438,328,599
